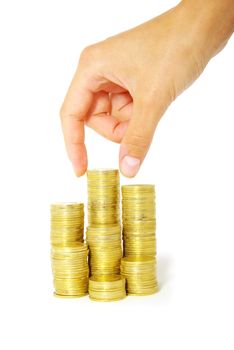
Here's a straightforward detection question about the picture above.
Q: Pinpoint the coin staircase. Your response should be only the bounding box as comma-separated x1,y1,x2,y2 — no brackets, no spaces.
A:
50,169,158,301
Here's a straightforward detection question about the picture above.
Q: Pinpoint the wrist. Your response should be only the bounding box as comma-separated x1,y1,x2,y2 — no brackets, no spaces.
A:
180,0,234,60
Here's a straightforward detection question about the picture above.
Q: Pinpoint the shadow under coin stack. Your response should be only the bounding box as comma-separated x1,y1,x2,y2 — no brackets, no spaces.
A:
86,170,126,301
50,203,89,298
121,185,158,295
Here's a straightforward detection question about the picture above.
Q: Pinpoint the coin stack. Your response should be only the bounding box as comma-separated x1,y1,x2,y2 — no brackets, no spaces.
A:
89,275,126,302
87,169,120,226
122,185,156,258
121,257,158,296
50,203,89,297
121,185,158,295
50,176,159,300
86,169,123,301
86,225,122,276
50,203,84,245
51,243,89,297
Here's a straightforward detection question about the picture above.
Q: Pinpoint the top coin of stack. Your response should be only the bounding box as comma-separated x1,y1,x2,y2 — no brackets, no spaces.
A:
87,169,120,227
50,203,84,246
122,185,156,258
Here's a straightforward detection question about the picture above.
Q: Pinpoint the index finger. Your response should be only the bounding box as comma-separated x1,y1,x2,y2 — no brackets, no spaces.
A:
60,71,93,176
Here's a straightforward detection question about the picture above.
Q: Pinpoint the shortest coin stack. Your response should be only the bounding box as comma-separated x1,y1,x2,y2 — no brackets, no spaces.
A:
121,257,158,296
89,275,126,302
51,243,89,298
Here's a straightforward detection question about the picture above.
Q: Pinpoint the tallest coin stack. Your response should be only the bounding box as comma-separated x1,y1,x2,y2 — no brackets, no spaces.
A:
86,170,126,301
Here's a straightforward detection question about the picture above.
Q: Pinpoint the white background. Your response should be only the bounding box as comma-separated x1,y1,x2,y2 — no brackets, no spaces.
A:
0,0,233,349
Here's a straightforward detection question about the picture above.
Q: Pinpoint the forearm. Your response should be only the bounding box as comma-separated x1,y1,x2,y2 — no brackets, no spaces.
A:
181,0,234,60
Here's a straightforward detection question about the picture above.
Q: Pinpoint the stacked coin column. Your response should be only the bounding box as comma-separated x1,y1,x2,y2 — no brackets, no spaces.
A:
121,185,156,258
86,170,126,301
87,169,120,227
50,203,89,298
121,185,158,296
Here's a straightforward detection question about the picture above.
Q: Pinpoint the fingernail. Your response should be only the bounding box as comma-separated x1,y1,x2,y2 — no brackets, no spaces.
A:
121,156,140,177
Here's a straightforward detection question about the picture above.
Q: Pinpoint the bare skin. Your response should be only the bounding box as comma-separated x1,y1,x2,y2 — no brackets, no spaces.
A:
60,0,234,177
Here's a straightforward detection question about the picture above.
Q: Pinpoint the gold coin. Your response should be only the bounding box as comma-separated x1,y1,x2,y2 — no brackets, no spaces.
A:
54,293,88,299
51,242,89,297
89,275,126,302
87,169,120,227
122,185,156,260
86,223,122,276
121,257,158,296
51,203,85,245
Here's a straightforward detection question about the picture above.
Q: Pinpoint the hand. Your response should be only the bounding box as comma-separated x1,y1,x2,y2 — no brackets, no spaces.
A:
60,0,234,177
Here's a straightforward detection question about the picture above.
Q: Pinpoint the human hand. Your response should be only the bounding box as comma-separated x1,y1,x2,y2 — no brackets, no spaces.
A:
60,0,234,177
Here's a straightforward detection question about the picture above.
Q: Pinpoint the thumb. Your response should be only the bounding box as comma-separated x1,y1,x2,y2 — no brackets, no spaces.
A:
119,93,167,177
